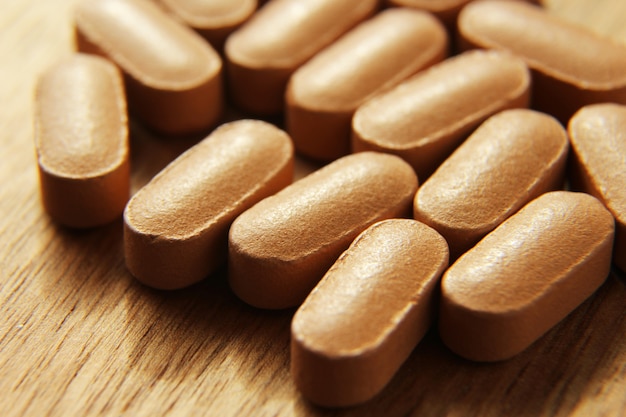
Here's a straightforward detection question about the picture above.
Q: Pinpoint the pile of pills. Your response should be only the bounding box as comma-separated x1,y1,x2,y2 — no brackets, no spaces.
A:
33,0,626,408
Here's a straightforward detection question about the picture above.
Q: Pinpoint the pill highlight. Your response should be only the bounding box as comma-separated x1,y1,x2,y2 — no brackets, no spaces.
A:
291,219,449,407
458,0,626,122
229,152,418,309
352,49,530,180
286,8,448,161
439,191,615,362
75,0,223,135
414,109,568,259
568,103,626,272
155,0,257,51
124,120,294,290
225,0,378,115
34,54,129,229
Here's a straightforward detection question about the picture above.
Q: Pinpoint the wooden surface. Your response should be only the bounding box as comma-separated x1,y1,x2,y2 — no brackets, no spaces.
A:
1,1,626,416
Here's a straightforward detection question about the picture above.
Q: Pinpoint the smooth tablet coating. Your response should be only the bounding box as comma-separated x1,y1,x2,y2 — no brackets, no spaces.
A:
352,49,530,180
414,109,568,259
286,8,448,161
440,191,615,362
458,0,626,122
291,219,449,407
155,0,257,51
124,120,294,290
384,0,540,28
225,0,378,115
34,54,129,229
229,152,418,309
568,103,626,272
75,0,223,135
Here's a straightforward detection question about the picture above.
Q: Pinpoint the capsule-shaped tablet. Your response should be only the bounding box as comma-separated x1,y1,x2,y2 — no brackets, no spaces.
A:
291,219,449,407
229,152,418,309
568,103,626,272
155,0,257,52
352,50,530,180
34,54,129,229
414,109,568,259
384,0,540,29
440,191,615,362
124,120,294,289
75,0,223,135
225,0,378,115
458,0,626,123
286,8,448,162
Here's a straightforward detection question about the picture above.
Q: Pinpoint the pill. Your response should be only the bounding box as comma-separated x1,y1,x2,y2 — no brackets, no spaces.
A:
352,49,530,180
155,0,257,52
458,0,626,123
229,152,418,309
224,0,378,115
568,103,626,272
286,8,448,162
75,0,223,135
414,109,568,259
384,0,540,29
124,120,294,290
439,191,615,362
291,219,449,407
34,54,129,229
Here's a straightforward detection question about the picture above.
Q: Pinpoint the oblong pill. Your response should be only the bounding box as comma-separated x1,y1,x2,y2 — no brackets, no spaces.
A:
414,109,568,259
286,8,448,161
75,0,223,135
124,120,294,290
34,54,129,229
155,0,257,51
440,191,615,362
229,152,418,309
458,0,626,122
384,0,540,28
352,49,530,180
291,219,449,407
225,0,378,115
568,103,626,272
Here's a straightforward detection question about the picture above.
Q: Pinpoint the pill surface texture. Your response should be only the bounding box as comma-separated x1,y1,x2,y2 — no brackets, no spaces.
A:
458,0,626,122
286,8,448,161
291,219,449,407
352,49,530,180
124,120,294,290
35,54,129,229
568,103,626,272
156,0,257,51
440,191,615,362
225,0,378,115
229,152,418,309
414,109,568,259
75,0,223,135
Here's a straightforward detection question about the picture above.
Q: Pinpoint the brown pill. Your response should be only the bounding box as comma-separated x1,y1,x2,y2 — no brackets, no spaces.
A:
229,152,418,309
124,120,294,290
286,8,448,162
440,191,615,362
34,54,129,229
352,49,530,180
291,219,449,407
155,0,257,51
568,103,626,272
414,109,568,259
75,0,223,135
384,0,540,29
224,0,378,115
458,0,626,123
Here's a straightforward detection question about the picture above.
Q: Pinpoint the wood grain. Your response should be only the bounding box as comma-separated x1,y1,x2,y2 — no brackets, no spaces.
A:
1,1,625,416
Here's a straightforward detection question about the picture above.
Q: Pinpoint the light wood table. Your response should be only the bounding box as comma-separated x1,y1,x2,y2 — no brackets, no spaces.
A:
1,1,625,415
